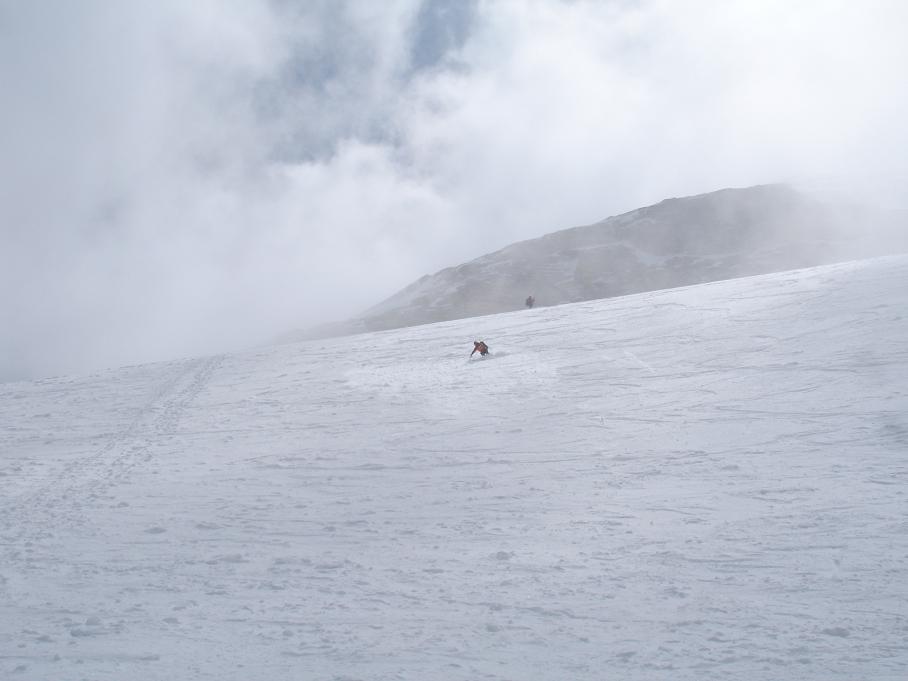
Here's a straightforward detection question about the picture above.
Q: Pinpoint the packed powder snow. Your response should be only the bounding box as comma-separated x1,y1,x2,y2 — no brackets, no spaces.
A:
2,256,908,680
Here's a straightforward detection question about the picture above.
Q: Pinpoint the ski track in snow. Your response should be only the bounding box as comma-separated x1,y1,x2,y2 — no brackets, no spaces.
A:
2,256,908,680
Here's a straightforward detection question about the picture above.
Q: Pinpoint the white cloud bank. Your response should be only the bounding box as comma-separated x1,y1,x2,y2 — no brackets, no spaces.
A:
2,0,907,380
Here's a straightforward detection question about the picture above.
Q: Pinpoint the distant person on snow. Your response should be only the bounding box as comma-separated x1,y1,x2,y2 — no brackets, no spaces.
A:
525,295,535,309
471,340,489,357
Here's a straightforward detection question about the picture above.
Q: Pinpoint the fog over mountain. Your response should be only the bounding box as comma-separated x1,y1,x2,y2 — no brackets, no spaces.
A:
288,184,908,339
3,2,908,382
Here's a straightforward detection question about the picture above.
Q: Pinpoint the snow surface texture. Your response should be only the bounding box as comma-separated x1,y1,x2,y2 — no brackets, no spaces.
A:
3,256,908,680
289,184,908,342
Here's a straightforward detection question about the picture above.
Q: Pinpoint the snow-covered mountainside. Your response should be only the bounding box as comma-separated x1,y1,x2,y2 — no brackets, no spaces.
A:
3,255,908,680
293,184,908,340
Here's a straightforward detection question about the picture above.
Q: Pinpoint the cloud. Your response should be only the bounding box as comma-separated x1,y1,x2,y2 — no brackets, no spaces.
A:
403,0,908,226
2,0,907,380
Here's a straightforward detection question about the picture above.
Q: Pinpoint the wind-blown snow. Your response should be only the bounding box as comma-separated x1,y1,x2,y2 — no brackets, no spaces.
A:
2,256,908,680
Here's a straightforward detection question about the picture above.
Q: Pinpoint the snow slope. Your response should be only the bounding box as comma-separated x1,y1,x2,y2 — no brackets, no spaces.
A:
2,255,908,680
289,184,908,341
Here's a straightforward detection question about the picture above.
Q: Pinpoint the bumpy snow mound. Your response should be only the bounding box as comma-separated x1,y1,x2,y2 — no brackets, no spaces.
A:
2,255,908,680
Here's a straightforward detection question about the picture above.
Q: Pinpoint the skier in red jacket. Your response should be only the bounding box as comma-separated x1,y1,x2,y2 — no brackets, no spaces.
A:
471,340,489,357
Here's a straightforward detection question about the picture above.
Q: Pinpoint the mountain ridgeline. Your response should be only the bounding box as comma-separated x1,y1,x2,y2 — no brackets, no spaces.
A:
296,184,908,339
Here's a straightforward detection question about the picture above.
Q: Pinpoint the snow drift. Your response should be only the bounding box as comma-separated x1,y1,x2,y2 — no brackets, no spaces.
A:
2,255,908,680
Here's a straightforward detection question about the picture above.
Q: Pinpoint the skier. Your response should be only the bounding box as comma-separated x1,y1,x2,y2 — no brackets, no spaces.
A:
471,340,489,357
525,295,535,309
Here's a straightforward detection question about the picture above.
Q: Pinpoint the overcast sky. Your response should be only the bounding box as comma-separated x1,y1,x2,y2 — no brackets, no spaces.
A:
2,0,907,381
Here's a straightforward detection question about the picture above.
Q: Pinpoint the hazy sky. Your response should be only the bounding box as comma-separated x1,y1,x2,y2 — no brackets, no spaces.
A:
2,0,907,381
